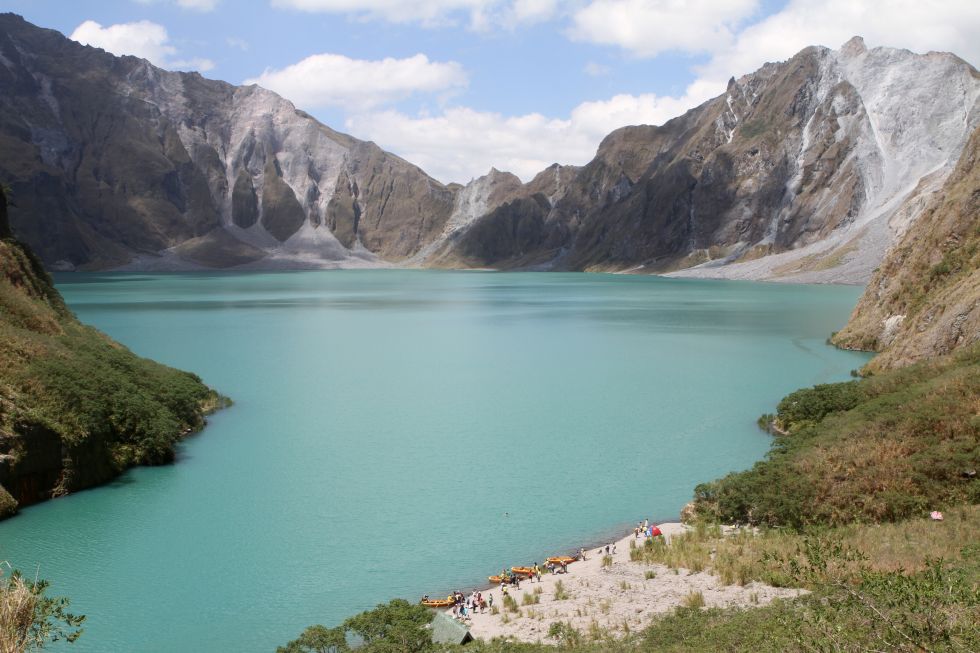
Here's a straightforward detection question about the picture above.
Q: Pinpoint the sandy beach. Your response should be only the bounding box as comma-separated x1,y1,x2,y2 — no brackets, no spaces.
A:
446,523,804,644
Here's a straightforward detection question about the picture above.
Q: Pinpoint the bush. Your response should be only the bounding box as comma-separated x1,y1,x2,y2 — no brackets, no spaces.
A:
774,381,864,432
693,347,980,527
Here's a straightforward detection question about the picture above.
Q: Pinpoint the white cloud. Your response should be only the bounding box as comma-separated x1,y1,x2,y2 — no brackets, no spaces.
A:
133,0,221,11
245,53,467,111
693,0,980,89
270,0,558,29
569,0,759,57
70,20,214,71
345,90,703,183
176,0,220,9
344,0,980,185
226,37,249,51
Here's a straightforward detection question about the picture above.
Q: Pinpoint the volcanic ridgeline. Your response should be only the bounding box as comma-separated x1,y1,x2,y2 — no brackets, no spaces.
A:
0,13,977,280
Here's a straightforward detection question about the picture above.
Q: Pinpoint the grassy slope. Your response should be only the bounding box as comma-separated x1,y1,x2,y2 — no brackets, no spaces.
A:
432,352,980,652
0,187,223,518
693,346,979,527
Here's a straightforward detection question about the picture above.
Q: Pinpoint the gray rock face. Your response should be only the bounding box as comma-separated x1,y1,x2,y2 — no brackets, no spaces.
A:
0,13,453,270
427,38,979,281
0,14,977,281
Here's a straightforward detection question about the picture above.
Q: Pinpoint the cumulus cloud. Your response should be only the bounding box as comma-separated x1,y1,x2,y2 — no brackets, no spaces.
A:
70,20,214,71
245,53,467,111
134,0,221,11
569,0,759,57
345,90,704,183
270,0,558,29
344,0,979,185
176,0,220,9
694,0,980,88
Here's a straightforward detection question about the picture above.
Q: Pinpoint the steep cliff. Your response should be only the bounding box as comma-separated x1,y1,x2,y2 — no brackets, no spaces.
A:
0,13,454,271
429,38,979,282
0,186,222,519
0,14,977,281
832,127,980,371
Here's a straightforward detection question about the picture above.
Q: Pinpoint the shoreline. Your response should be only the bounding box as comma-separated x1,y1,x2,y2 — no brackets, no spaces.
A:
442,516,679,598
435,521,804,644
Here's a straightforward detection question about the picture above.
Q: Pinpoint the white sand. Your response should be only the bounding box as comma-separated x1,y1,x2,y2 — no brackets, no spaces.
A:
450,523,804,644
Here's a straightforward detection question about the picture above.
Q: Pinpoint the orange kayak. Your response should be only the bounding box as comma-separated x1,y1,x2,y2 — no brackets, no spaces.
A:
421,598,454,608
546,556,576,566
488,575,504,584
511,566,534,576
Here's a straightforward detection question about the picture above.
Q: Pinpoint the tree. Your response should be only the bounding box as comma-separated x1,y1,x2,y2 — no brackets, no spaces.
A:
276,624,348,653
279,599,434,653
343,599,433,653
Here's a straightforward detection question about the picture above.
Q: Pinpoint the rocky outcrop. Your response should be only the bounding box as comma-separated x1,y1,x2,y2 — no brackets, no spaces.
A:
0,185,222,518
0,13,453,270
832,126,980,372
426,38,979,282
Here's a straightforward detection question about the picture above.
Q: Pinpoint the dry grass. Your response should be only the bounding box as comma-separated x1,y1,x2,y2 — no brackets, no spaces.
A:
0,568,37,653
682,591,705,609
632,506,980,591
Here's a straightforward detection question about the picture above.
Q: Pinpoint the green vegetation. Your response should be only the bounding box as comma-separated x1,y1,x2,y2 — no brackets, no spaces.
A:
0,185,225,516
0,568,84,651
553,581,569,601
693,345,979,527
278,342,978,653
278,599,433,653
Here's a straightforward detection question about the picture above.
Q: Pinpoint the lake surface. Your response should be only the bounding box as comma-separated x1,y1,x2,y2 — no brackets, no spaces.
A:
0,271,869,651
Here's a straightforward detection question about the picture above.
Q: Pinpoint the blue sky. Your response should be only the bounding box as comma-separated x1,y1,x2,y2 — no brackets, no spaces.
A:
6,1,979,183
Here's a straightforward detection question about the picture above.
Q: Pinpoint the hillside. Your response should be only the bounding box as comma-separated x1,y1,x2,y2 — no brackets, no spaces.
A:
833,126,980,371
425,37,979,282
0,186,222,519
0,13,455,271
1,14,977,282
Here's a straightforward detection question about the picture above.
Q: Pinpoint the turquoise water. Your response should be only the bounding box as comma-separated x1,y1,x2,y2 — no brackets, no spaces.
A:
0,271,869,651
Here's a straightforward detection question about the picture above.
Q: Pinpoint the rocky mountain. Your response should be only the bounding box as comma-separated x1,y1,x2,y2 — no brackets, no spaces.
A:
833,125,979,371
0,184,223,519
0,13,977,280
426,38,979,282
0,13,456,271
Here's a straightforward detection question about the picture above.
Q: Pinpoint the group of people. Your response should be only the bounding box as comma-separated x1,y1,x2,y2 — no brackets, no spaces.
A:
634,518,662,539
595,542,618,557
452,590,489,619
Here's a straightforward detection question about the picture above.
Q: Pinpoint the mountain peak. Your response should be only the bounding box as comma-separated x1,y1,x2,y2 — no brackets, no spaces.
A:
840,35,868,57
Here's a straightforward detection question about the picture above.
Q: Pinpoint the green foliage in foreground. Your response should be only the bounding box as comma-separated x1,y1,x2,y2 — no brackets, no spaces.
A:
1,569,85,651
694,345,980,527
278,599,434,653
23,329,221,465
278,536,979,653
0,224,225,509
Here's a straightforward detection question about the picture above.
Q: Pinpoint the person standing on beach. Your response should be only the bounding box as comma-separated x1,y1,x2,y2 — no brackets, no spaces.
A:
579,547,586,561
